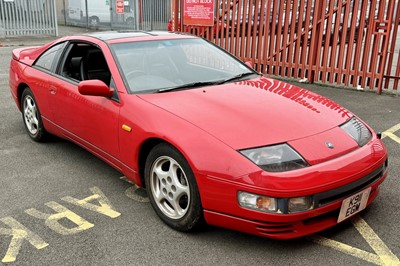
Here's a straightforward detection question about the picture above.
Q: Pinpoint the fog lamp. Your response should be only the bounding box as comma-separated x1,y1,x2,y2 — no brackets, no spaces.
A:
288,197,313,213
238,191,277,213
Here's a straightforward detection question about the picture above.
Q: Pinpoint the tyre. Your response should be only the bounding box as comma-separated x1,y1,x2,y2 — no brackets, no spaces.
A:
21,88,47,142
89,16,99,27
145,143,204,231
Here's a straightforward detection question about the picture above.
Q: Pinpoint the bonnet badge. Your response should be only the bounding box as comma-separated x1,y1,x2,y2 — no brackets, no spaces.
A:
325,142,334,149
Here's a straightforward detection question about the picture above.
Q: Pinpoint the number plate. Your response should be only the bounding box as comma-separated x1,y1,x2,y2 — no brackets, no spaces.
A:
337,187,371,223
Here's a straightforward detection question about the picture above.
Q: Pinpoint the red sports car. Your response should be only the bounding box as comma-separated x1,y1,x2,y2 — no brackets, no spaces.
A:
9,31,388,239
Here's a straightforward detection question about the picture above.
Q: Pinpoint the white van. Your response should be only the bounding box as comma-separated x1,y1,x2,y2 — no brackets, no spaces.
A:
67,0,135,27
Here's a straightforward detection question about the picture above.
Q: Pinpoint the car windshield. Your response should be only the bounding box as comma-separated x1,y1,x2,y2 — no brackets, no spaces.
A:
111,38,256,93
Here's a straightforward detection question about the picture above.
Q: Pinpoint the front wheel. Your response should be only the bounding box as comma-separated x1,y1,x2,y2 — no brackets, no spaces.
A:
145,143,204,231
21,88,47,142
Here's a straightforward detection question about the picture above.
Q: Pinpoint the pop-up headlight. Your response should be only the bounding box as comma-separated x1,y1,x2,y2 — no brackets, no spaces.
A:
240,144,309,172
340,117,372,147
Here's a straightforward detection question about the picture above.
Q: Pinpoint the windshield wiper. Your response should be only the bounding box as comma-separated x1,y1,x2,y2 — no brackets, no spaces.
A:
216,72,258,85
157,81,219,93
157,72,258,93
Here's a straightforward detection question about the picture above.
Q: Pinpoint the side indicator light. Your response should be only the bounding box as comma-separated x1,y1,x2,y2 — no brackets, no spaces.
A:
122,124,132,132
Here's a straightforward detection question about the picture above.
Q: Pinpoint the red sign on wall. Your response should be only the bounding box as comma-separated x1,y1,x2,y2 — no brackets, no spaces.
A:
116,0,124,14
184,0,215,26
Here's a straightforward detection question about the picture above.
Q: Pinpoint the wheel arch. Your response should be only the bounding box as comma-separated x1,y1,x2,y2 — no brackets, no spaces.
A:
138,138,169,187
138,137,199,188
17,82,30,110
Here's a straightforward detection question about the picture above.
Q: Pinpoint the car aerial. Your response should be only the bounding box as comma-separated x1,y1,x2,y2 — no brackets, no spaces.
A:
9,31,388,239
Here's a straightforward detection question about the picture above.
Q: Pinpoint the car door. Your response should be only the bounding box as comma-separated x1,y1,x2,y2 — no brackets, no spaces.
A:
49,41,120,160
28,41,68,124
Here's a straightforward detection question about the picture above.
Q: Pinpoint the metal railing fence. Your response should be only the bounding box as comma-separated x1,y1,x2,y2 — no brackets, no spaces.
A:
0,0,58,37
174,0,400,93
59,0,171,31
139,0,171,31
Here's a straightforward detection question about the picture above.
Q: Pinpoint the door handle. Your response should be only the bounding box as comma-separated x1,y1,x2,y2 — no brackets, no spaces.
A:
49,85,57,95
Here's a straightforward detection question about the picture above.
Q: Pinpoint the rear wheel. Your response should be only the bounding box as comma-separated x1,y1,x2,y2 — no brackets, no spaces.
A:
21,88,47,142
145,143,204,231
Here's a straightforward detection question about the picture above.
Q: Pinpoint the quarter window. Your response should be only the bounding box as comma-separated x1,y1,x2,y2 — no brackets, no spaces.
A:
34,43,66,71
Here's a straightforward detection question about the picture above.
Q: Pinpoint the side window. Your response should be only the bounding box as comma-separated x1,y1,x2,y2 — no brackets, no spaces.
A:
60,43,112,87
80,48,112,86
34,42,66,71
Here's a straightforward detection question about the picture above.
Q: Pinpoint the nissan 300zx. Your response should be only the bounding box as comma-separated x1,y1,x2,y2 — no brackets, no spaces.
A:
9,31,388,239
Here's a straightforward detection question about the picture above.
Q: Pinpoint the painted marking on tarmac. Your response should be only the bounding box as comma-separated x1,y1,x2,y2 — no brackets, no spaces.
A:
382,123,400,144
62,186,121,218
0,217,49,263
120,176,149,203
309,216,400,266
0,187,119,263
25,201,94,236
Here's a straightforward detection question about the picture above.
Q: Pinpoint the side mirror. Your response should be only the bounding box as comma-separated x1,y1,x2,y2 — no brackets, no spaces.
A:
78,80,113,98
245,61,254,69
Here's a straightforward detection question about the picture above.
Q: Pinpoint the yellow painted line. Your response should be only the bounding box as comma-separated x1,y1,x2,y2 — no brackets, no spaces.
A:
124,185,150,203
120,176,149,203
382,123,400,144
309,235,382,265
62,186,121,218
382,132,400,144
1,187,120,263
352,216,400,266
25,201,94,235
0,217,48,263
309,217,400,266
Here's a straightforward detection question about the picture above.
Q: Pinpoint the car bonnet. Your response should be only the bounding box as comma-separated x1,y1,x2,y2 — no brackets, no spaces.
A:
139,76,354,151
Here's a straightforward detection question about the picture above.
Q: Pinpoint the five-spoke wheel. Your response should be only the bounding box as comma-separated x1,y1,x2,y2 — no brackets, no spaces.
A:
149,156,190,220
23,94,39,135
21,88,47,141
145,143,204,231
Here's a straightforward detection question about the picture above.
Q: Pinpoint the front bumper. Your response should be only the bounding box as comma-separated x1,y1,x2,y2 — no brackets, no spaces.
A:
199,138,388,239
204,165,386,239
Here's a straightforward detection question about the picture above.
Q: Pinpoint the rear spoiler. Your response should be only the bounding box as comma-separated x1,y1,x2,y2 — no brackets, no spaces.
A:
12,46,42,66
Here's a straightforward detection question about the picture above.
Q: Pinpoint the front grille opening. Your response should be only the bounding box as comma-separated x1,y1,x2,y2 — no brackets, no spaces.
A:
319,170,383,206
316,163,385,207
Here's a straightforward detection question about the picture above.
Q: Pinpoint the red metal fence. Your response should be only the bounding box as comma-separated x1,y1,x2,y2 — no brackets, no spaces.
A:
173,0,400,93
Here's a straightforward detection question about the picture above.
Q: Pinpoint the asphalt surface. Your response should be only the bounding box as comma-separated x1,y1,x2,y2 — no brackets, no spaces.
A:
0,26,399,266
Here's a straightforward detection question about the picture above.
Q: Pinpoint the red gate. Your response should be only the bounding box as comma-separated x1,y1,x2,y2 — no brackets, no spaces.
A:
172,0,400,94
